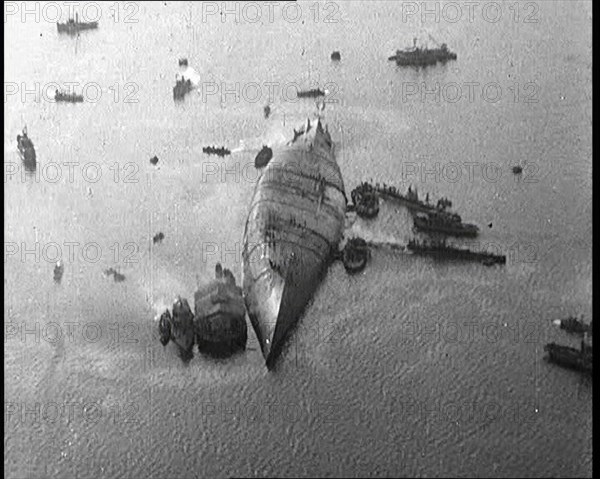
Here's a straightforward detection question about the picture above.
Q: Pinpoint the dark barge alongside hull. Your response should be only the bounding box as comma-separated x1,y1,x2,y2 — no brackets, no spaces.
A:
407,239,506,265
242,117,347,368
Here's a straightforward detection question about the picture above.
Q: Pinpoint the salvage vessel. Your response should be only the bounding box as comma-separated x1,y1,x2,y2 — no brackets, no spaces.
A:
242,117,347,368
57,14,98,34
388,37,456,66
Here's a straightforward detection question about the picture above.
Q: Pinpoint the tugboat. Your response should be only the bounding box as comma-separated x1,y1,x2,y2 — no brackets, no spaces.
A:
158,297,196,362
341,237,370,274
297,88,326,98
555,316,592,335
544,338,592,374
54,89,84,103
255,145,273,168
17,127,36,168
407,238,506,265
173,76,193,100
388,36,457,67
350,184,380,219
57,13,98,34
413,211,479,237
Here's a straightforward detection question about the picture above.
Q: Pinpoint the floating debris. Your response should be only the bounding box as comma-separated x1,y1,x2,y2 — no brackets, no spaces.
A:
104,267,126,282
263,105,271,119
331,51,341,61
150,155,159,165
512,165,523,174
178,58,188,67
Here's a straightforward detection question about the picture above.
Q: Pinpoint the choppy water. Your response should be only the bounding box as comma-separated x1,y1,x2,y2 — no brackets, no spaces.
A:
4,1,592,478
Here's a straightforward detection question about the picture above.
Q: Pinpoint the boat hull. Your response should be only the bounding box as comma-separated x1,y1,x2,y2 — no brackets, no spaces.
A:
242,118,347,368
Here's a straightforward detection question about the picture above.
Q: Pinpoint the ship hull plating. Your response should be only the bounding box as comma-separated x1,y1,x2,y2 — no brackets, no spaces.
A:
242,119,347,368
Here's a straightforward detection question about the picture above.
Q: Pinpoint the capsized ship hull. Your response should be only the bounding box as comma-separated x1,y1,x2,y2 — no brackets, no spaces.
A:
242,118,347,368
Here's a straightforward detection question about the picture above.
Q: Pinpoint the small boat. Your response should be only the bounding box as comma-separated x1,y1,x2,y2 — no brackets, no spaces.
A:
297,88,325,98
388,36,457,67
153,232,165,244
17,127,36,168
173,77,193,100
413,211,479,238
57,13,98,34
55,90,84,103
